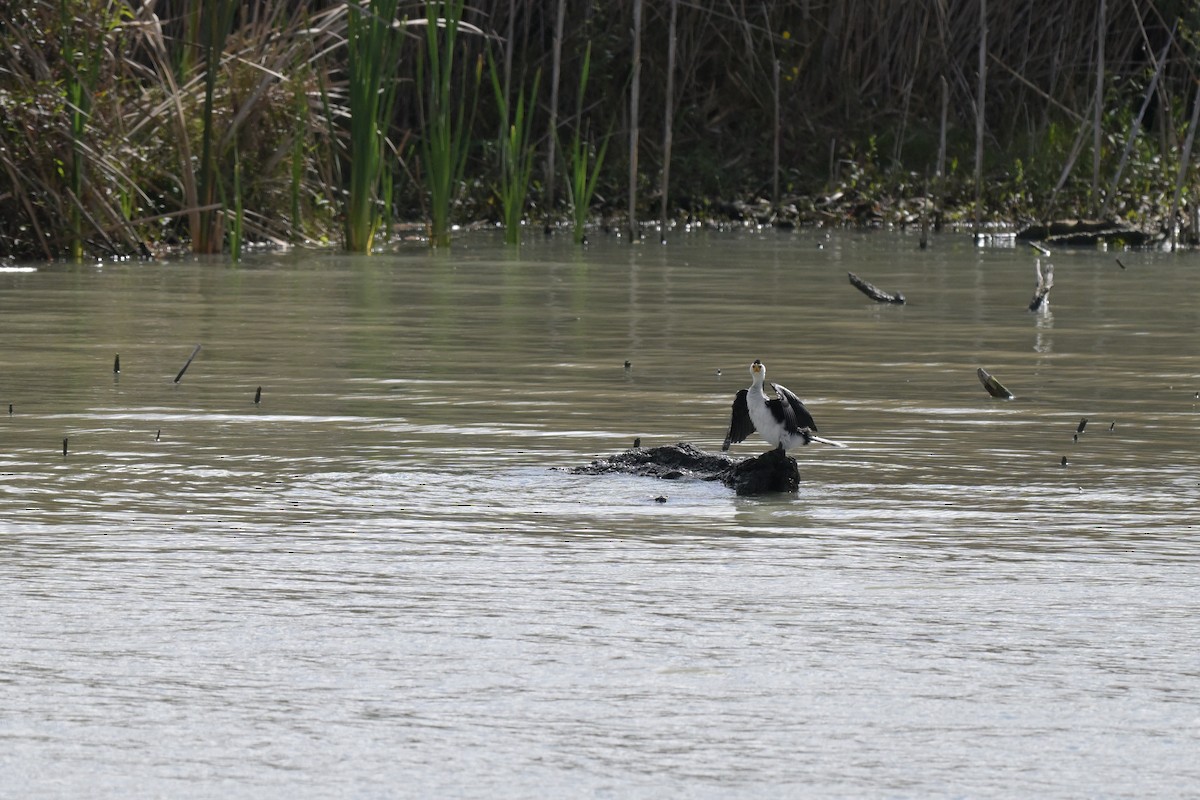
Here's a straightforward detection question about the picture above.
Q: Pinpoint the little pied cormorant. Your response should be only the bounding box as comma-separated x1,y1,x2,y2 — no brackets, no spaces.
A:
722,359,845,451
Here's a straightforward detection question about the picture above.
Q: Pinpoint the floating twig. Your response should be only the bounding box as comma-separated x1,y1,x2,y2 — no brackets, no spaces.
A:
1028,260,1054,311
977,367,1014,399
174,344,202,384
1116,257,1127,270
1076,417,1088,434
848,271,906,304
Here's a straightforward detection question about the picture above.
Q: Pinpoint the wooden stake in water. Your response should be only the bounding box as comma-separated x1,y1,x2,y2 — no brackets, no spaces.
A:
254,386,262,405
63,437,68,457
174,344,202,383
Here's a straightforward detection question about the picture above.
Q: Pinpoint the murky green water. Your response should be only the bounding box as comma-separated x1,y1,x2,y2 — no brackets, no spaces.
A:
2,230,1199,797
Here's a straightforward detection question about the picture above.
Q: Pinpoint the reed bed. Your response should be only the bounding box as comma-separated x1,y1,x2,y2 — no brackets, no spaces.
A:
2,1,1198,260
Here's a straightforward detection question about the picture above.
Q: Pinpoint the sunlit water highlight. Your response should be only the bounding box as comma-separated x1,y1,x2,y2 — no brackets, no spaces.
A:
2,231,1199,797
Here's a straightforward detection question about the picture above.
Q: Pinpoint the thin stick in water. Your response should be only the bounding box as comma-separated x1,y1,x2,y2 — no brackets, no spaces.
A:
114,354,120,374
174,344,202,384
254,386,262,405
63,437,68,457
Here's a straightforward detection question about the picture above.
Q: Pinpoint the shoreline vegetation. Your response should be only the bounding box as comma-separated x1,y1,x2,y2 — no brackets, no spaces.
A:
2,1,1199,262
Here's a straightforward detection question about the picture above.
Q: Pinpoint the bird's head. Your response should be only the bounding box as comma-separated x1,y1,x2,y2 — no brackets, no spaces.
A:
751,359,765,381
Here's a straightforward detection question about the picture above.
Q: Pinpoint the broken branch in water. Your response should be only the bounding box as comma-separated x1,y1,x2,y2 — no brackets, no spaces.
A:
174,344,202,384
977,367,1014,399
1028,260,1054,311
848,271,905,304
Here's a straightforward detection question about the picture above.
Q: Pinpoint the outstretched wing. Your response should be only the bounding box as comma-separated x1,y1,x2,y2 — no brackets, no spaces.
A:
771,382,817,432
722,389,755,450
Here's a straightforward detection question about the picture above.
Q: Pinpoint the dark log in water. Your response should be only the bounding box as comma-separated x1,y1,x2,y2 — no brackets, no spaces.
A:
977,367,1014,399
848,271,906,304
174,344,202,383
569,442,800,496
1016,219,1155,247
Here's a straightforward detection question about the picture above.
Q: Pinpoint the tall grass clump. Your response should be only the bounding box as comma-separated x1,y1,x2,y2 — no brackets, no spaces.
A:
343,0,404,253
488,54,540,245
565,43,608,245
417,0,477,248
60,0,108,261
193,0,240,254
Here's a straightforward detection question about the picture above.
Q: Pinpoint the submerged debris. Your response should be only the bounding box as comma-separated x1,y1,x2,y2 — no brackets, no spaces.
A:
848,271,906,304
977,367,1014,399
569,442,802,496
1028,260,1054,312
1016,219,1155,247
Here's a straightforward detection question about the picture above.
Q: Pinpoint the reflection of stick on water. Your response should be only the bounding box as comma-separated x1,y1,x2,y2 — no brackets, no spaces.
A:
174,344,202,384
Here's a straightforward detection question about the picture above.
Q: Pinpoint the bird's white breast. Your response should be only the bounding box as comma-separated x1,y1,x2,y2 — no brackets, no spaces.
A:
746,388,781,445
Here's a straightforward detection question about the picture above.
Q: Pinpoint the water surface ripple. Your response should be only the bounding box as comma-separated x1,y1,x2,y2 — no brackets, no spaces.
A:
2,232,1198,797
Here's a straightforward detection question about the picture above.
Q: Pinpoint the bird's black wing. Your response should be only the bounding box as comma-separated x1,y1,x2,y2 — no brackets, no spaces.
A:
771,382,817,432
722,389,755,450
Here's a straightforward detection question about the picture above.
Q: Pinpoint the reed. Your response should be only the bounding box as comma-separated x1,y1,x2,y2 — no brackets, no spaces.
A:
344,0,403,253
194,0,239,255
659,0,678,239
60,0,100,261
229,140,244,261
565,43,609,245
488,54,541,245
4,0,1200,262
544,0,568,216
417,0,477,248
627,0,643,241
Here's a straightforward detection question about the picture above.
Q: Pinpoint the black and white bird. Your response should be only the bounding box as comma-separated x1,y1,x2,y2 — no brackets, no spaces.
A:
723,359,845,451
